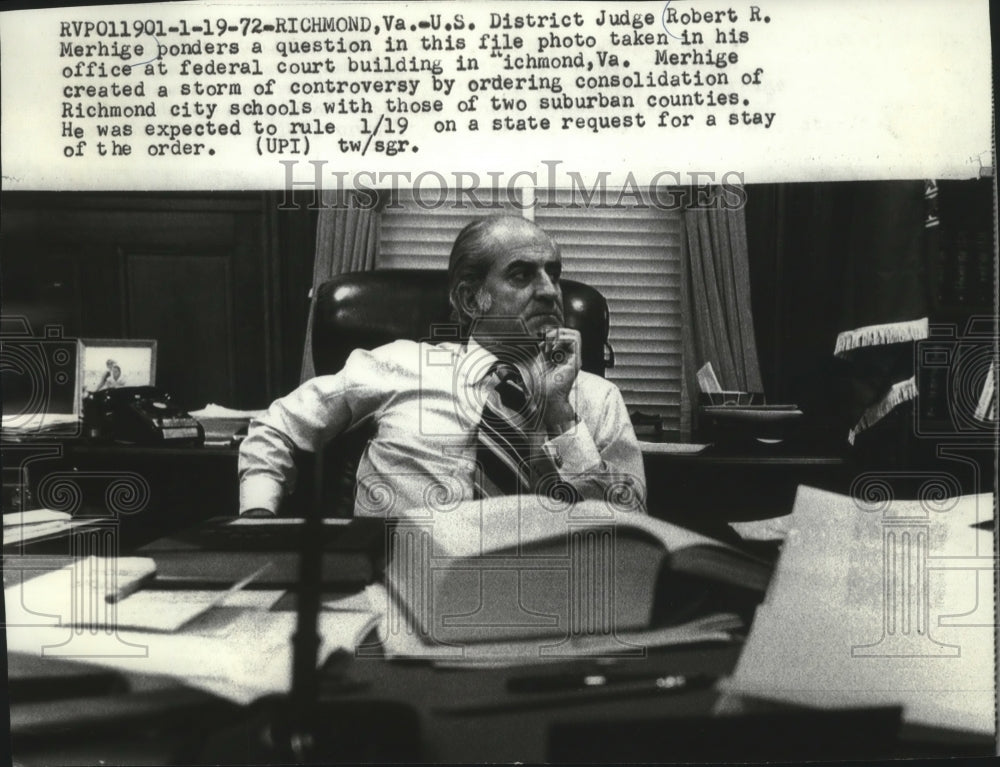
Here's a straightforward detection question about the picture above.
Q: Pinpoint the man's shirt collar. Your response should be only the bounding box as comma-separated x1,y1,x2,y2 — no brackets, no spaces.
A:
463,337,501,385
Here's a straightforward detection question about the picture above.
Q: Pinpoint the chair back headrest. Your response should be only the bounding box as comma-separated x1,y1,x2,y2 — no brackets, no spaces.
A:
312,269,610,377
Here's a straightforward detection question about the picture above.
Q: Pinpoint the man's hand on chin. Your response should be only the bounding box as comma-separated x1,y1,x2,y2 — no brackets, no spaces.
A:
537,327,581,437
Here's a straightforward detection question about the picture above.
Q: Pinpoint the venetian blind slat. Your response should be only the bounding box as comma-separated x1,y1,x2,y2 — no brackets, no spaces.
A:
535,190,682,427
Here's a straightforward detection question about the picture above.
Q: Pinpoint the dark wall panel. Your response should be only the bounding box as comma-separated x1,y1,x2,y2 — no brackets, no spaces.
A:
125,253,234,409
1,193,308,410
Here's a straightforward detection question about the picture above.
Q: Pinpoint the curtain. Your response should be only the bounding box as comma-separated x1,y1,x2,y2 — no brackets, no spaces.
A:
300,191,380,381
743,181,935,451
832,180,931,444
680,190,764,435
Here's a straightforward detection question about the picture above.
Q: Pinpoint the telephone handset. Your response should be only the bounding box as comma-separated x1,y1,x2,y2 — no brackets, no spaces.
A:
84,386,204,446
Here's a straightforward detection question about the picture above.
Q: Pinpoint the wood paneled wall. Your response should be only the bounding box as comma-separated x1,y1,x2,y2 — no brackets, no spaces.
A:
2,193,316,409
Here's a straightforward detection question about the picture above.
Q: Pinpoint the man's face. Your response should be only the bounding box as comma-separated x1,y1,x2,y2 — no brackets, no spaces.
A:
476,231,564,339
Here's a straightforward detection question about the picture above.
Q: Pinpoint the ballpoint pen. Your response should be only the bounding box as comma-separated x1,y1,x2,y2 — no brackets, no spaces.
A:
106,561,270,603
506,669,715,695
435,671,716,716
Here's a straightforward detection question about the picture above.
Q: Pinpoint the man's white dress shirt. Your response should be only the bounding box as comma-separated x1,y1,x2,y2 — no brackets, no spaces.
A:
239,338,646,517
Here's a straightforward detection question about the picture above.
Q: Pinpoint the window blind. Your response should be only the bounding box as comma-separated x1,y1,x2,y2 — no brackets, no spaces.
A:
377,189,682,432
376,189,521,269
534,192,682,432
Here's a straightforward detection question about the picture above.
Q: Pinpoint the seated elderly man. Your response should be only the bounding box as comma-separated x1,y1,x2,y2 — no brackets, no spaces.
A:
238,215,645,518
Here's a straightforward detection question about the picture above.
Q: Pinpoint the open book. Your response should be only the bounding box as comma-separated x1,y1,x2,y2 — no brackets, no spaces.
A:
386,496,771,645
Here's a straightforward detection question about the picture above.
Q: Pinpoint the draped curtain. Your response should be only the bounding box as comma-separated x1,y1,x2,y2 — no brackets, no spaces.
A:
680,191,764,436
300,190,380,381
742,181,935,454
830,180,931,444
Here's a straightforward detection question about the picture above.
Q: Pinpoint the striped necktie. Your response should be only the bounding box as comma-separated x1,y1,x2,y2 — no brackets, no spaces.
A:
473,363,544,499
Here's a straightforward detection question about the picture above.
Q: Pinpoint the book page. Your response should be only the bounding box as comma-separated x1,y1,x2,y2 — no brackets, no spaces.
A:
724,487,996,735
401,496,732,558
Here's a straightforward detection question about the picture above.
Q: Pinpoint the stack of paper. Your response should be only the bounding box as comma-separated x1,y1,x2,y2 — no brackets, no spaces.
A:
637,441,709,455
4,558,379,704
723,486,995,736
379,611,742,668
3,509,93,547
188,403,268,446
188,404,268,420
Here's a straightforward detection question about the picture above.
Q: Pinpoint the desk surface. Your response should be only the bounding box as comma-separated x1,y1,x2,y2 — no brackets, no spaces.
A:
639,437,849,465
56,440,239,458
3,553,738,763
5,522,994,766
5,433,846,464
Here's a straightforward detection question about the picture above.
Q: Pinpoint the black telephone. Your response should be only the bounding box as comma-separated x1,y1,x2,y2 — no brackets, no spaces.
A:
83,387,204,446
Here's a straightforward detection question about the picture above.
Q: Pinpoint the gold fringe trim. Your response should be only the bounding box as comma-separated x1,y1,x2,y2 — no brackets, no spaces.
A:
835,318,929,357
848,376,919,445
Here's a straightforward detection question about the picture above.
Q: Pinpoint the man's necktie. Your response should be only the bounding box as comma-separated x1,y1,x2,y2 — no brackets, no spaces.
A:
473,363,545,499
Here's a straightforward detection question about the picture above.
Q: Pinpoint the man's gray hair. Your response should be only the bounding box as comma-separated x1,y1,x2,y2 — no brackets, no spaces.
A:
446,216,559,331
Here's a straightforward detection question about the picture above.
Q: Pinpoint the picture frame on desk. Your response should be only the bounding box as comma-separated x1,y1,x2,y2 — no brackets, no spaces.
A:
76,338,157,413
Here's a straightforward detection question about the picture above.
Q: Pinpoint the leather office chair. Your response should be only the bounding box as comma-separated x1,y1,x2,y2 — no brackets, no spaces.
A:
312,269,613,378
308,268,614,515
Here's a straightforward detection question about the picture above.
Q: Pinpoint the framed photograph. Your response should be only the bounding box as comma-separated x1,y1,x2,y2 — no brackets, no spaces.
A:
77,339,157,407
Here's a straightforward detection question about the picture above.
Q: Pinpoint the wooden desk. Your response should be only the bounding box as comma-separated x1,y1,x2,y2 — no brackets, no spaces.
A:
641,440,853,535
7,435,850,548
1,440,240,550
6,548,991,764
9,655,239,767
7,440,330,549
4,554,239,765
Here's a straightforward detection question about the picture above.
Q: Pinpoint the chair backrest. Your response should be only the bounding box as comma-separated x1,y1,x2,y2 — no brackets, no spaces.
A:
312,269,611,377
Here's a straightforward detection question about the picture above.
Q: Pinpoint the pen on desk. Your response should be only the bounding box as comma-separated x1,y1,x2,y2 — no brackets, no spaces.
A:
435,672,717,717
105,562,270,604
507,670,714,695
220,563,273,598
105,568,157,604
